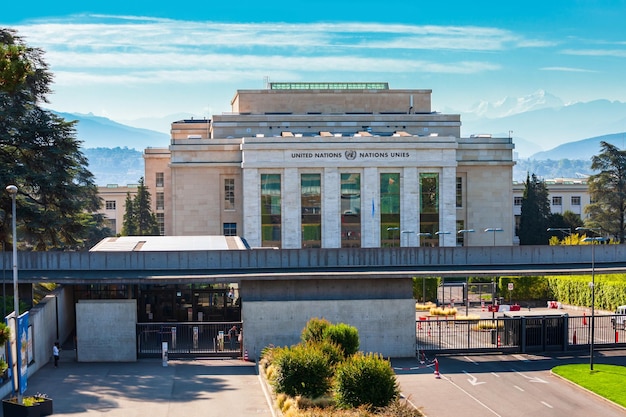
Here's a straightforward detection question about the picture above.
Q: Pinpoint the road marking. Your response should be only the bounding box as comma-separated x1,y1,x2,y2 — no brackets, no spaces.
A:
463,371,486,386
441,374,502,417
513,354,529,362
491,372,500,378
514,385,524,392
512,369,549,384
464,356,480,365
541,401,553,408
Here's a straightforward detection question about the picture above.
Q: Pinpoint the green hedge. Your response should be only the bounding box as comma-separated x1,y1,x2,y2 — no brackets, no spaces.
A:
271,343,335,398
547,275,626,311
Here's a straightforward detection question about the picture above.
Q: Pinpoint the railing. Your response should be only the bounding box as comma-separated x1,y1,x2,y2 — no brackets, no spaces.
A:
417,315,626,354
137,322,242,358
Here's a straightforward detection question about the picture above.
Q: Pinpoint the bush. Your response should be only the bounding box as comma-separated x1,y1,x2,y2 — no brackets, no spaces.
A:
323,323,360,357
272,343,335,398
301,317,332,343
334,352,399,409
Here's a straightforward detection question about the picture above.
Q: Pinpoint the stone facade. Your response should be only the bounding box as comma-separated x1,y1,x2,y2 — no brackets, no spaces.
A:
144,82,515,247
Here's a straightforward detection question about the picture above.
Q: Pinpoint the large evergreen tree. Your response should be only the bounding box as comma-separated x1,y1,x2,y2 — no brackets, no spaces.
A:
0,28,107,250
121,178,160,236
587,141,626,243
518,173,552,245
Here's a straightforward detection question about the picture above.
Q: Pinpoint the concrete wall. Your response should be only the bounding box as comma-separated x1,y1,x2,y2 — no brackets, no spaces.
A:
76,300,137,362
241,278,415,361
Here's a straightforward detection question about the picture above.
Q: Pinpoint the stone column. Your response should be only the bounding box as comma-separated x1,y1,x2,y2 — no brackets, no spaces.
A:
242,168,261,248
401,167,419,246
361,167,379,248
282,168,300,248
440,166,457,247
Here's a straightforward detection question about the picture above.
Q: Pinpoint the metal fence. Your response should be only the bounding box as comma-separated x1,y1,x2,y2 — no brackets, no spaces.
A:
417,314,626,354
137,322,243,358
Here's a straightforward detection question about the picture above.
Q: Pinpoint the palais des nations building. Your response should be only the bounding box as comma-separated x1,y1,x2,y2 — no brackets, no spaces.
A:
142,82,516,248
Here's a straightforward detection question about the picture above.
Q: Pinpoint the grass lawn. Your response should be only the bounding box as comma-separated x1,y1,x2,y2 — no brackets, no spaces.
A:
552,364,626,408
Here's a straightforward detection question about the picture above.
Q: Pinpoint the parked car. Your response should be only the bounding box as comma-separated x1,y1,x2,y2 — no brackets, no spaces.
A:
611,305,626,330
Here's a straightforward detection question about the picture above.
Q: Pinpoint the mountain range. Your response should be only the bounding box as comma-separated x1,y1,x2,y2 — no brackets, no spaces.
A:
53,92,626,185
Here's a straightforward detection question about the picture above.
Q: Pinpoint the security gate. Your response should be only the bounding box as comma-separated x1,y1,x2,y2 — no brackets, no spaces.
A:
137,322,242,358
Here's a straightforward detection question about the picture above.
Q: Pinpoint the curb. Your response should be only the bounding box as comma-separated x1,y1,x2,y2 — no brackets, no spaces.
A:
550,369,626,413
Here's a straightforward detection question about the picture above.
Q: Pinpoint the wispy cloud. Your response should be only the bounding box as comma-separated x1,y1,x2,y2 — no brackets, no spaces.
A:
540,67,598,73
561,48,626,58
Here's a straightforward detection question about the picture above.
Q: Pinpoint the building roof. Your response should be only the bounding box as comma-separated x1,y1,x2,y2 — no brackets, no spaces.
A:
90,236,249,252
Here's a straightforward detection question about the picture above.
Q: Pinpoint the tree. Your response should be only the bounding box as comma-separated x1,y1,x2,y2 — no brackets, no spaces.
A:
0,28,108,250
121,178,160,236
518,173,551,245
587,141,626,243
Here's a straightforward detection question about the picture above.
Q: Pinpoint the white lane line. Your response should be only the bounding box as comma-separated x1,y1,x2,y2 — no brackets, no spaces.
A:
541,401,553,409
464,356,479,365
513,354,529,362
441,374,503,417
491,372,500,377
514,385,524,392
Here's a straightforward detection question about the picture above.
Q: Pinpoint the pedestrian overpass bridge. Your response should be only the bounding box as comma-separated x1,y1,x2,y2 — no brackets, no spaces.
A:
9,244,626,284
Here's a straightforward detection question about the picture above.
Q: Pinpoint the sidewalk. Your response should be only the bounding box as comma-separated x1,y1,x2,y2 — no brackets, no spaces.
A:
1,357,273,417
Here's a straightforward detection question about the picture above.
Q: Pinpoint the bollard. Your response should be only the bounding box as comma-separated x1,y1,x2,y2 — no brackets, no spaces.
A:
616,331,619,343
434,358,441,379
583,312,587,326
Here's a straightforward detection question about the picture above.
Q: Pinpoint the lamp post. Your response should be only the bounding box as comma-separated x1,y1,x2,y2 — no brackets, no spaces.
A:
435,231,451,247
484,227,503,246
386,226,399,247
5,185,20,402
401,230,414,247
547,227,571,242
457,229,475,247
576,226,602,371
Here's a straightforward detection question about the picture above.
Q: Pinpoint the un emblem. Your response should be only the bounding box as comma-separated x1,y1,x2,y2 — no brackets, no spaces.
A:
345,150,357,160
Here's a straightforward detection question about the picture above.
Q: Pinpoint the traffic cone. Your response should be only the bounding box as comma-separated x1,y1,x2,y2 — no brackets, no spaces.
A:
244,349,249,361
616,331,619,343
573,330,577,345
434,358,441,379
583,312,587,326
497,335,501,348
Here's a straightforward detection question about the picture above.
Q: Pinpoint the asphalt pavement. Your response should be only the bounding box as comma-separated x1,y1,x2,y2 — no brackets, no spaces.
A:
1,357,273,417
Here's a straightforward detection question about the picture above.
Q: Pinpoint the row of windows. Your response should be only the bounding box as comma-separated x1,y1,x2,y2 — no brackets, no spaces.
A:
513,196,582,206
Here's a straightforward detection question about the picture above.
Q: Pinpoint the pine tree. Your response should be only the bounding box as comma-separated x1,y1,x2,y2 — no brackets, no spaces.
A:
121,192,136,236
0,28,107,250
518,173,551,245
121,178,160,236
587,141,626,243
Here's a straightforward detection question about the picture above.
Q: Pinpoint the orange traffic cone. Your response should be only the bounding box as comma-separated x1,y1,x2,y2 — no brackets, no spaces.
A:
244,349,249,361
497,335,501,348
583,312,587,326
434,358,441,379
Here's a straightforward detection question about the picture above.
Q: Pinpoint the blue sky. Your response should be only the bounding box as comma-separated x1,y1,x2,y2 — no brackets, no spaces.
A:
3,1,626,125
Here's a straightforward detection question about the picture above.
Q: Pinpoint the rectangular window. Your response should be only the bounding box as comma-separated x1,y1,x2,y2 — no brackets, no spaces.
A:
420,173,439,246
301,173,321,248
341,173,361,248
156,192,164,210
552,196,562,206
514,197,523,206
571,196,581,206
105,200,116,210
224,178,235,210
223,223,237,236
261,174,281,248
456,177,463,208
380,173,400,247
156,213,164,235
156,172,164,187
456,220,465,246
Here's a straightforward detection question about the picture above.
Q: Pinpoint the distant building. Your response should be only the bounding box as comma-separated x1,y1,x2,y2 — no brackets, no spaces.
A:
97,184,139,235
144,82,516,247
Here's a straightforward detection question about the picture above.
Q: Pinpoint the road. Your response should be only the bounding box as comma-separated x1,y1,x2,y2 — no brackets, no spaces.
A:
393,350,626,417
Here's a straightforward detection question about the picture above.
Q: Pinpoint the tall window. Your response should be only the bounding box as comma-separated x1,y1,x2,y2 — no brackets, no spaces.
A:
456,177,463,208
571,196,581,206
156,192,164,210
156,172,164,187
156,213,164,235
301,174,321,248
223,223,237,236
380,173,400,247
224,178,235,210
105,200,116,210
261,174,281,248
420,173,439,246
552,196,562,206
341,173,361,248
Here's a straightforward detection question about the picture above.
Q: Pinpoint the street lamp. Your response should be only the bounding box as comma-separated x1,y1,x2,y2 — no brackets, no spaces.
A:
547,227,571,242
484,227,503,246
386,226,399,247
457,229,475,247
435,231,451,247
576,226,602,371
5,185,20,402
401,230,414,247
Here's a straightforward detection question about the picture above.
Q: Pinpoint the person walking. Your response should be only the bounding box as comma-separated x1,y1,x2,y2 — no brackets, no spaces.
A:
52,342,60,368
228,325,238,351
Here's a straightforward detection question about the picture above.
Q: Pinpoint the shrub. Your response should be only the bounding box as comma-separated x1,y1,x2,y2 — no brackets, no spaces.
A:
334,352,399,409
272,343,334,398
323,323,360,357
301,317,332,343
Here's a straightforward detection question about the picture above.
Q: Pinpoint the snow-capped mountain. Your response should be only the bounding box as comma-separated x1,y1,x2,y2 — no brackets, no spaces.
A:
463,90,564,119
